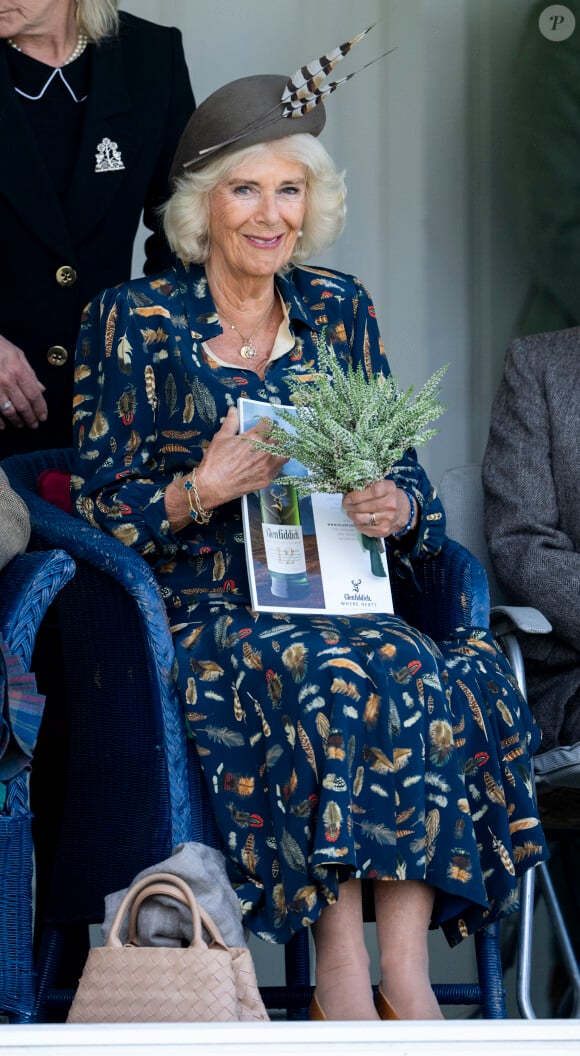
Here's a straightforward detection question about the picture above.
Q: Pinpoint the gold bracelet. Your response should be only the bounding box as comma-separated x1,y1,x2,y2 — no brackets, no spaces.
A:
183,468,212,525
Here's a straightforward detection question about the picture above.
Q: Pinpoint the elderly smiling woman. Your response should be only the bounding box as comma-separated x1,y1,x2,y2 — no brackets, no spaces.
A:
71,37,547,1022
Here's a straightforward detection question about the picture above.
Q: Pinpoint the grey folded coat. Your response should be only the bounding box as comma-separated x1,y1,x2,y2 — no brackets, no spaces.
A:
102,842,246,949
0,467,30,571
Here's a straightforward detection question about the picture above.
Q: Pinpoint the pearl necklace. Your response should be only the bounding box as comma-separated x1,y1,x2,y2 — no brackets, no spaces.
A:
7,30,88,66
217,298,276,359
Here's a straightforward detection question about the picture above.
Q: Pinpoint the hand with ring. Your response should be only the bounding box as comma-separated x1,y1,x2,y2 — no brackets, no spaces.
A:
342,479,417,538
0,334,48,430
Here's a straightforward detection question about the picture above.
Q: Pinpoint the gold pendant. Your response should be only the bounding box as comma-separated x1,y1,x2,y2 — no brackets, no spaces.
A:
240,344,256,359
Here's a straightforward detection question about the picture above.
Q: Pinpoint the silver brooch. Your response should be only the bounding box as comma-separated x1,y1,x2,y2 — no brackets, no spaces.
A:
95,137,125,172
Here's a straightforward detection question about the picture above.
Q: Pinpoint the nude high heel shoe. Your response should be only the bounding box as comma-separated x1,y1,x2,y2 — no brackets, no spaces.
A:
374,986,400,1020
309,992,327,1020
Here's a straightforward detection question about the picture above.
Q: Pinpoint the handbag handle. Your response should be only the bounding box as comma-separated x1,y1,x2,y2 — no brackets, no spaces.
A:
105,871,228,952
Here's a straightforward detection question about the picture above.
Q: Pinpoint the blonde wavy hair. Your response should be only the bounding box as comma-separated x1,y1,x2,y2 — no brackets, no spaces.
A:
76,0,119,43
162,134,347,270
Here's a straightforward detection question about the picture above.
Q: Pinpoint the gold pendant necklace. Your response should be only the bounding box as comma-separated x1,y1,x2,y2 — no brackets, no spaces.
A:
217,297,275,359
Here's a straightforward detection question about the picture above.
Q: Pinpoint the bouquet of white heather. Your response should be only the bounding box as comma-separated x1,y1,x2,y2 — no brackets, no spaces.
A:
251,337,448,497
249,336,447,577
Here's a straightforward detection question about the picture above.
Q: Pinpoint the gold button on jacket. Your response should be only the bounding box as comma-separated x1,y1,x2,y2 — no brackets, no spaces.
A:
47,345,68,366
55,265,78,287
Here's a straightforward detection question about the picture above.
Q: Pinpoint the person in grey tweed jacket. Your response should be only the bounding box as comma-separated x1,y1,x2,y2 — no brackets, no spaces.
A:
0,465,30,571
482,328,580,752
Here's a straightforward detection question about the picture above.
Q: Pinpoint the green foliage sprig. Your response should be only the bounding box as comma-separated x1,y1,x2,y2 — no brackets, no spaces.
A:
251,336,448,496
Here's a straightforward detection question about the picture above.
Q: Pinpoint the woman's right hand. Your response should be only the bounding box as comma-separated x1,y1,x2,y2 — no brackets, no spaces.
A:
164,407,286,531
0,334,48,430
196,406,286,507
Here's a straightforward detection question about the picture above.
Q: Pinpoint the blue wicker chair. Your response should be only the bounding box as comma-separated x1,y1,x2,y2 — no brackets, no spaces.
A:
0,548,75,1023
4,448,506,1020
3,447,222,1022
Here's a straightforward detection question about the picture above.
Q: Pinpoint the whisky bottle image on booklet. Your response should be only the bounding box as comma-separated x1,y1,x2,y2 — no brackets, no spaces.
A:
259,480,310,599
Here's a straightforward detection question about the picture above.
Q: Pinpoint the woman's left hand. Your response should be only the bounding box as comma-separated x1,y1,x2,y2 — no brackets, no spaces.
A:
342,480,416,538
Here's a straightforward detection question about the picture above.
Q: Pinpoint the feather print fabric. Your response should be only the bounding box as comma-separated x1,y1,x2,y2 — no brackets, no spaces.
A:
73,259,547,946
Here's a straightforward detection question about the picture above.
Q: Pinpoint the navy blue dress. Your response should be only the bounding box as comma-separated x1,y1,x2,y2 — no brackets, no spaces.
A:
73,260,547,945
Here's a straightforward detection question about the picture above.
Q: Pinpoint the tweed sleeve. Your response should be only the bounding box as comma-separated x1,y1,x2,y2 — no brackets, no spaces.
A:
483,341,580,651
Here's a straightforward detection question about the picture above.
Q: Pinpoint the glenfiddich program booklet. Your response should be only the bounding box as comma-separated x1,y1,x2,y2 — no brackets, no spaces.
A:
238,398,394,615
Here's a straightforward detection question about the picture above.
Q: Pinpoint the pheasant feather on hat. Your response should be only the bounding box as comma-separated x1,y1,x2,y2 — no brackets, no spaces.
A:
281,25,390,116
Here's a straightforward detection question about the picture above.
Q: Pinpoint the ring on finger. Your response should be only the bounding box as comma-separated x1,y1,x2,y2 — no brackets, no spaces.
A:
0,399,12,411
367,512,376,527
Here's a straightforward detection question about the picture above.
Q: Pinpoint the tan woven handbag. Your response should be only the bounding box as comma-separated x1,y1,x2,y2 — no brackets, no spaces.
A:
67,872,269,1023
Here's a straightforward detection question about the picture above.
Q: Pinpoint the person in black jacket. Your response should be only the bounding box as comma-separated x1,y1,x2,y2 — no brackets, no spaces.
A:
0,1,194,986
0,0,195,455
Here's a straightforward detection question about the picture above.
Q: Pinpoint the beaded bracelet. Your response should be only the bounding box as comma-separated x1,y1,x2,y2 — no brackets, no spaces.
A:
183,469,212,525
392,490,416,538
